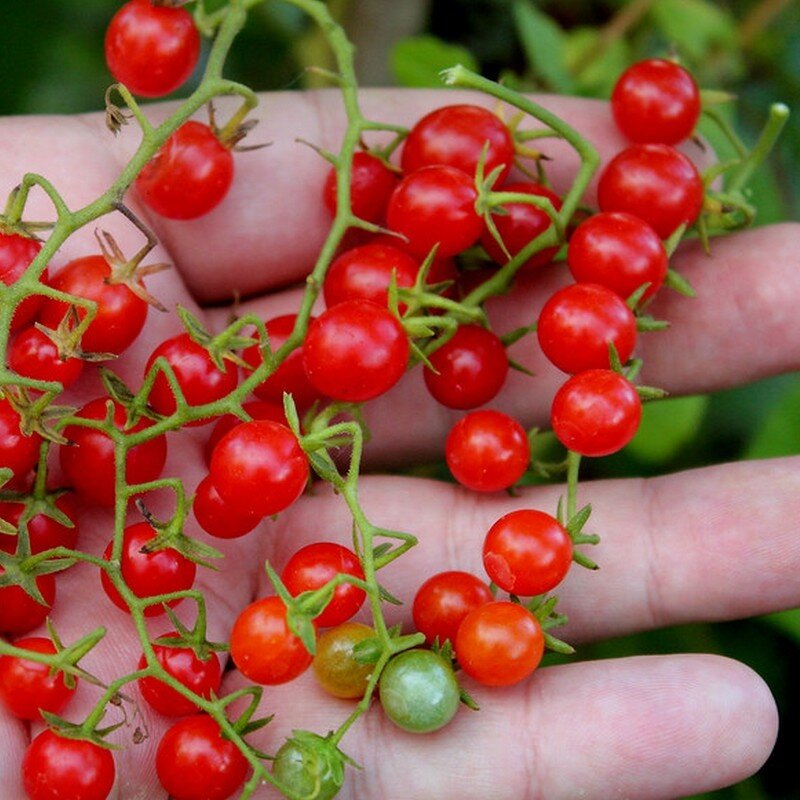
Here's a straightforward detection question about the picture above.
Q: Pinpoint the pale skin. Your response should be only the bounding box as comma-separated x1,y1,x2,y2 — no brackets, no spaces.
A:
1,90,799,799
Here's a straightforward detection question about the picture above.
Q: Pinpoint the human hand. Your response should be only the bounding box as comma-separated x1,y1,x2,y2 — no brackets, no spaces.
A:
1,90,798,799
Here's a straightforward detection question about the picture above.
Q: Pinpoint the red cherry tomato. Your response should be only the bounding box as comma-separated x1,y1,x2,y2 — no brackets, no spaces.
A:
303,299,409,402
401,104,515,183
387,166,484,258
612,58,700,145
0,636,76,720
597,144,704,238
0,231,46,332
551,369,642,457
39,255,148,355
136,121,234,220
23,729,115,800
137,634,222,717
9,327,84,389
323,151,399,224
481,182,563,271
156,715,249,800
0,570,56,637
60,398,168,508
104,0,200,98
0,397,42,478
412,571,493,646
455,601,544,687
537,283,637,374
483,509,572,596
424,324,508,410
323,243,420,310
146,333,238,423
100,522,196,617
192,474,261,539
209,419,309,518
203,400,286,466
230,595,313,685
0,493,79,556
281,542,366,628
241,314,323,411
567,212,668,301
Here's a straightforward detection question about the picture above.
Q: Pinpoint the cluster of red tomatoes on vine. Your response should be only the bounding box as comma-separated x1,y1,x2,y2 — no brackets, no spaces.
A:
0,1,715,798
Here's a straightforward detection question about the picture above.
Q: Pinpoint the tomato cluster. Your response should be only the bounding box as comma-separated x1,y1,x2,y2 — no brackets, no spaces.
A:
0,17,715,799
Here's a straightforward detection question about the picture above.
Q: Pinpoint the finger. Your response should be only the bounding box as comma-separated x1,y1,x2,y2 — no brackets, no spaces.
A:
0,710,26,795
223,653,776,799
88,90,708,303
261,456,800,643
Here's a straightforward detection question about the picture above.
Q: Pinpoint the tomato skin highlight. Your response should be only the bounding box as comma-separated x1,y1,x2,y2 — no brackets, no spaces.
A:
156,715,249,800
9,327,84,389
412,571,493,646
104,0,200,98
445,409,530,492
23,729,115,800
230,595,313,685
0,637,76,720
551,369,642,457
482,509,573,596
455,601,544,687
209,419,309,518
136,121,234,220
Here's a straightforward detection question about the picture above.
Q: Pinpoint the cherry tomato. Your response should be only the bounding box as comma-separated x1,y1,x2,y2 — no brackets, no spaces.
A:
455,601,544,687
156,715,249,800
323,151,399,224
323,243,419,310
445,409,530,492
241,314,323,411
612,58,700,145
136,121,234,220
0,493,79,556
281,542,366,628
597,144,703,238
387,165,483,258
39,255,148,355
0,397,42,478
100,522,196,617
401,104,515,182
567,212,668,301
272,735,343,800
0,636,75,721
146,332,238,423
230,595,313,685
551,369,642,457
203,400,286,466
192,474,261,539
412,571,493,646
379,649,460,733
210,419,308,518
312,621,374,699
137,634,222,717
424,324,508,410
9,327,84,389
302,299,409,402
0,571,55,637
60,398,168,508
23,729,115,800
483,509,572,596
104,0,200,98
537,282,637,374
0,230,45,332
481,182,562,271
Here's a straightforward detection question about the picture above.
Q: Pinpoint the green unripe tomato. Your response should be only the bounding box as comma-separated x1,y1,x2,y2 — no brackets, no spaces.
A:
272,733,343,800
378,649,460,733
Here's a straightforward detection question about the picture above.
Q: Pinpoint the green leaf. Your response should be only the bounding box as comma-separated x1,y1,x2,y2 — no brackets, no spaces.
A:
761,609,800,645
390,36,478,89
627,395,708,464
744,378,800,459
649,0,737,61
512,0,574,93
564,26,631,97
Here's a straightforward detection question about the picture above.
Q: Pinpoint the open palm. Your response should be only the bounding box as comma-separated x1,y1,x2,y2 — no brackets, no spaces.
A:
1,90,798,799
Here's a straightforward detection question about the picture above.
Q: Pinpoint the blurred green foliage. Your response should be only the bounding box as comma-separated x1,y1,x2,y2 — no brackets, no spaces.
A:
0,1,797,797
